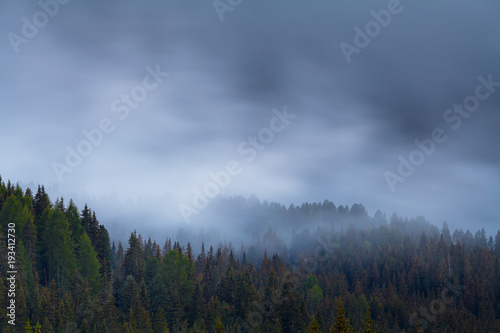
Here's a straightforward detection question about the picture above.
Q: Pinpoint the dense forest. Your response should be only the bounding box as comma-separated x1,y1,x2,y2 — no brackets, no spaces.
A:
0,176,499,332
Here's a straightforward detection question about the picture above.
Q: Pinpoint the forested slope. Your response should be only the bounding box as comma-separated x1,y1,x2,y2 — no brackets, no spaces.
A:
0,177,499,332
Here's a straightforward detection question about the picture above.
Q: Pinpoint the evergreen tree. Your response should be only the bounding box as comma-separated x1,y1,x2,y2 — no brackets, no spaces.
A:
119,275,139,314
34,321,42,333
215,316,224,333
306,314,321,332
124,231,145,282
96,224,111,275
117,241,125,268
442,221,452,244
66,199,83,244
33,186,50,223
272,317,283,333
330,301,354,333
77,233,101,292
16,283,30,330
38,207,76,291
0,180,499,332
362,306,376,333
96,273,119,332
152,307,170,333
495,231,500,256
25,320,33,333
81,205,92,238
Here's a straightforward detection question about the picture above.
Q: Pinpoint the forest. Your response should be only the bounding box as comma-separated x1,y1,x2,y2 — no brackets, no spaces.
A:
0,176,499,332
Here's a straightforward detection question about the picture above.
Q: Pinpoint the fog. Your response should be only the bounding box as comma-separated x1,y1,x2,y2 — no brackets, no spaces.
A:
1,0,499,244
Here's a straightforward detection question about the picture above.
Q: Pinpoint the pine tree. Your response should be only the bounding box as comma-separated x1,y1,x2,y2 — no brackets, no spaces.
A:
66,199,83,244
96,273,119,332
186,242,194,268
130,291,153,332
117,241,125,268
25,320,33,333
306,314,321,332
0,194,33,238
441,221,452,244
494,231,500,256
22,211,37,265
124,231,145,282
362,306,376,333
145,256,160,286
81,205,92,238
119,275,139,314
77,233,101,292
139,279,151,312
16,283,30,329
34,321,42,333
38,207,76,291
33,185,50,223
63,291,76,329
55,197,65,213
152,307,170,333
272,317,283,333
215,316,224,333
96,224,111,275
330,301,354,333
163,238,172,256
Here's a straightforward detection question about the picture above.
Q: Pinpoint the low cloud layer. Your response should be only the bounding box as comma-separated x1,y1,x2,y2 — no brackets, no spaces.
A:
1,0,499,237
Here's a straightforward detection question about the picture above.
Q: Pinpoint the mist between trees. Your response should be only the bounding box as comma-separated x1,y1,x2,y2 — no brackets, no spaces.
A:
0,177,499,332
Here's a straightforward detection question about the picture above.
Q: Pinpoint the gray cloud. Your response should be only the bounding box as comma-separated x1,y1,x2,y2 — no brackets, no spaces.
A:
1,0,499,238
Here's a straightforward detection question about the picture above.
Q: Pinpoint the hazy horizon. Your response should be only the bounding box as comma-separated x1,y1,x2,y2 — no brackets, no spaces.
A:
1,0,499,239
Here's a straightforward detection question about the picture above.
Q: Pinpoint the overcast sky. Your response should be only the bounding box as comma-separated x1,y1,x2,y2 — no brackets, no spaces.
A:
1,0,499,238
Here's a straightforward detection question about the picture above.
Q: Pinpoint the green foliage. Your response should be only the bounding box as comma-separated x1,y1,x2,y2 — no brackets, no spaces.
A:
305,274,320,289
0,178,498,332
215,315,224,333
157,250,194,307
310,283,324,311
306,314,321,332
330,301,354,333
24,320,32,333
38,207,76,292
77,233,101,292
362,306,376,333
66,199,83,242
124,231,144,282
0,195,32,237
272,317,283,333
34,321,41,333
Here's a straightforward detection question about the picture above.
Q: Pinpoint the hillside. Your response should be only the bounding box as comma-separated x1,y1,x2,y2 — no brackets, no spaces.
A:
0,178,499,332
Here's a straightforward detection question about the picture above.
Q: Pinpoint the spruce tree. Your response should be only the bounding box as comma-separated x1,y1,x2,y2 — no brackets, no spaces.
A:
330,301,354,333
77,233,101,293
306,314,321,332
362,306,376,333
39,207,76,291
124,231,145,282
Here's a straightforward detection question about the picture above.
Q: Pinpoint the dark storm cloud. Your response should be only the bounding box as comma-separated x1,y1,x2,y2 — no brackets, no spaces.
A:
1,0,499,237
